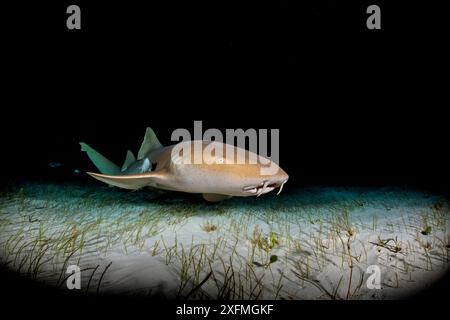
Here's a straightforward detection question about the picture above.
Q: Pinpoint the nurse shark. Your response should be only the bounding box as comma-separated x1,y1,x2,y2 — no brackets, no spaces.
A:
80,128,288,202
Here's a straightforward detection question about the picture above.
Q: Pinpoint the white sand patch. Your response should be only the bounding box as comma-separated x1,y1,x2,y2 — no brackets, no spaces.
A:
0,183,448,299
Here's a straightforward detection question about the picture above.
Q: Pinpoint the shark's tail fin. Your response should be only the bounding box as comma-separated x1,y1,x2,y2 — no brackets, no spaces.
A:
80,142,121,175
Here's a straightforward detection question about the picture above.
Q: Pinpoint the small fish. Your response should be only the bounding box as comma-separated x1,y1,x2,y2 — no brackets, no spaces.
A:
49,162,63,168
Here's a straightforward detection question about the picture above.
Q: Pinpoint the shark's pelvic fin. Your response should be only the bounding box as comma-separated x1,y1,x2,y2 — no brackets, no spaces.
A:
80,142,121,175
121,150,136,172
137,127,163,160
140,158,151,173
87,172,159,190
202,194,232,202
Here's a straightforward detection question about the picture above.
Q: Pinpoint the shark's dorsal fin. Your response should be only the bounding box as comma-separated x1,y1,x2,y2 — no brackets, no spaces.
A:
138,127,163,160
121,150,136,172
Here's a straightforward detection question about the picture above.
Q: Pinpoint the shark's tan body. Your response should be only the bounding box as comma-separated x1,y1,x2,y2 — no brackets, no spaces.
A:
81,128,288,201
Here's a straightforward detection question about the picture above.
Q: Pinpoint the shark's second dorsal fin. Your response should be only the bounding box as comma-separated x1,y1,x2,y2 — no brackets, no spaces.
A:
121,150,136,172
138,127,163,160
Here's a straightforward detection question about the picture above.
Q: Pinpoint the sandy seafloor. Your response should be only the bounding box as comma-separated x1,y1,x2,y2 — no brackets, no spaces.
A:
0,181,449,300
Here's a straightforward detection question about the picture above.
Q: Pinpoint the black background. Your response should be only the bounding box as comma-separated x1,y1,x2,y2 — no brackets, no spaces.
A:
1,0,449,315
2,1,449,193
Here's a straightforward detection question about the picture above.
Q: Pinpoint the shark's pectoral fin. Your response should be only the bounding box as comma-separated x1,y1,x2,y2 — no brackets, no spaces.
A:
202,193,232,202
87,172,158,190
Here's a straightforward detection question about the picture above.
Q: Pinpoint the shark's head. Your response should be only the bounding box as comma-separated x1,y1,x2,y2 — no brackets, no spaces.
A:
198,162,289,197
171,141,289,197
239,167,289,197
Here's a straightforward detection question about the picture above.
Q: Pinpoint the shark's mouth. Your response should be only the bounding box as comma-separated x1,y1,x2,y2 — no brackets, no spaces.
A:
243,180,287,197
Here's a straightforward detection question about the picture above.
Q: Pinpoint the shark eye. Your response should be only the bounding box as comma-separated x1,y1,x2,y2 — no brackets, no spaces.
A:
216,157,225,164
